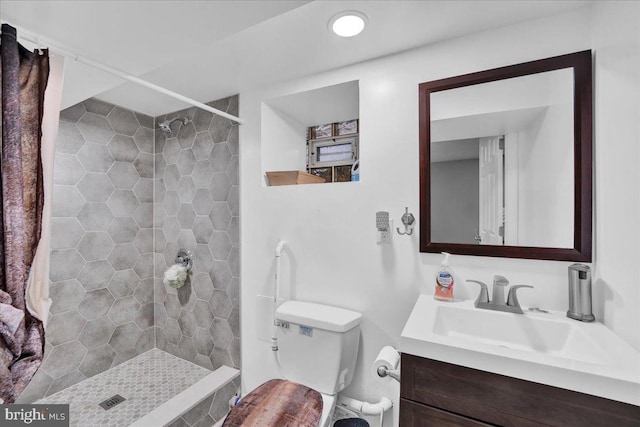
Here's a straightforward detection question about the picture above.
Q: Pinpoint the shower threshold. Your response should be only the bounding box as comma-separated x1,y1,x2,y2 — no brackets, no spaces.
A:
37,348,238,426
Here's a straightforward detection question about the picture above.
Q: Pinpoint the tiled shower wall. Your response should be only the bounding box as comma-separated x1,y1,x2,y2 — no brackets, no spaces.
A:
19,99,156,402
153,96,240,371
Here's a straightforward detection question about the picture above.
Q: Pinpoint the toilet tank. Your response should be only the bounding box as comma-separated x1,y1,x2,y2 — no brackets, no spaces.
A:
275,300,362,395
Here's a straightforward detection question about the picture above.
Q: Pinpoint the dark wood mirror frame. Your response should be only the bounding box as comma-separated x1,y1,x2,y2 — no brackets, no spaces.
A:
419,50,592,262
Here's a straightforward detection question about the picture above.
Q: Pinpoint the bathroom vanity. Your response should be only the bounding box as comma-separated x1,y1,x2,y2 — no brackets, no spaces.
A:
399,296,640,426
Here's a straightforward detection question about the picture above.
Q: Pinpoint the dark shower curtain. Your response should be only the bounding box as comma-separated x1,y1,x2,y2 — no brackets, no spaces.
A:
0,23,49,404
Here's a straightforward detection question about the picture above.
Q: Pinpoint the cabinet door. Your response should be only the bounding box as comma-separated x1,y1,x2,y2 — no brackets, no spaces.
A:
400,398,493,427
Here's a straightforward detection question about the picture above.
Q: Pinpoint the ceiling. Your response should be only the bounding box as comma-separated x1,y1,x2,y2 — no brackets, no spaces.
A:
1,1,590,117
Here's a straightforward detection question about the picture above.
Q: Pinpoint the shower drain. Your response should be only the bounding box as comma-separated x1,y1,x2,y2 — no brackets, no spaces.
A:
99,394,126,410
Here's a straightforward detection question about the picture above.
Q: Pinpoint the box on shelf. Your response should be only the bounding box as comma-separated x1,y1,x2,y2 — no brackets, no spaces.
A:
266,170,326,186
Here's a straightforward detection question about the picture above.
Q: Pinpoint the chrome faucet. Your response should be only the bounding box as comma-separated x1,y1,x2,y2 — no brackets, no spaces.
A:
467,275,533,314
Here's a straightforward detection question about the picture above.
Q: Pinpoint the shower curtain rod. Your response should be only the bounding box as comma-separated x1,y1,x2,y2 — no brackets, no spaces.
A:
2,24,244,125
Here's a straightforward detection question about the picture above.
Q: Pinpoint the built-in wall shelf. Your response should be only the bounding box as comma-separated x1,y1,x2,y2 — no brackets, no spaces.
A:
261,80,359,186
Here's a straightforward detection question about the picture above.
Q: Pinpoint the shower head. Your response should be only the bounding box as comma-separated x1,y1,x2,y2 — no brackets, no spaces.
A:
158,117,189,135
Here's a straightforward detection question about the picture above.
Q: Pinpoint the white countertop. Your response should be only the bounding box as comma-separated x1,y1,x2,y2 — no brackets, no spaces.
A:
400,295,640,406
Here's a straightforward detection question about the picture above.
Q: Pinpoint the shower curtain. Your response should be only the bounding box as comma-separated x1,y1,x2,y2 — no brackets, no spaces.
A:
0,23,49,404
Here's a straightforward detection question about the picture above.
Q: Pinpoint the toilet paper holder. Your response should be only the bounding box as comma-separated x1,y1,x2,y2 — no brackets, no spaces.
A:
376,364,400,382
373,346,401,383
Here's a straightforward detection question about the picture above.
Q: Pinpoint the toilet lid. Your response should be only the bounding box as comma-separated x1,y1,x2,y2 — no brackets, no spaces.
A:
223,379,323,427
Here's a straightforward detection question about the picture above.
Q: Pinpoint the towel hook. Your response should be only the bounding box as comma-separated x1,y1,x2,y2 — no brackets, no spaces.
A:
175,248,192,272
396,207,415,236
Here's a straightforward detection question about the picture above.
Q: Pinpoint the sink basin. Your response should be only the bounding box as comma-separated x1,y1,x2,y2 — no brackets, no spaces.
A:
400,295,640,405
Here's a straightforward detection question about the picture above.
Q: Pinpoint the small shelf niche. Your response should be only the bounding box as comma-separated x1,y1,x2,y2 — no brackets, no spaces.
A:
262,80,359,186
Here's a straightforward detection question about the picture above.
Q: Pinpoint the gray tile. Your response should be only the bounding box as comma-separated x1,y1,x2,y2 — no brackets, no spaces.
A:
163,191,180,215
41,341,87,379
52,185,85,217
227,277,239,308
78,288,114,320
209,380,237,421
133,203,154,229
177,149,197,175
54,154,84,185
210,173,231,201
154,178,166,203
155,153,167,177
228,247,240,276
177,204,196,229
210,346,232,371
108,243,140,271
133,126,154,153
109,322,142,352
228,308,240,338
134,253,154,279
56,121,86,155
191,273,214,301
77,172,114,202
210,143,231,173
163,138,181,165
154,229,167,252
108,269,139,298
209,232,231,261
107,190,139,216
193,415,215,427
134,229,153,255
227,125,239,155
227,155,239,186
193,300,214,329
77,143,114,173
163,216,181,243
83,98,114,116
206,97,230,114
134,152,154,178
134,278,154,305
76,202,114,231
164,164,180,190
77,259,115,291
210,290,232,319
177,281,197,311
191,161,213,189
178,177,196,203
107,106,139,136
193,244,214,273
49,280,86,314
135,327,154,353
192,132,213,160
209,202,231,231
193,217,214,244
133,178,153,203
209,261,232,290
178,311,197,338
209,115,232,143
164,318,181,344
108,296,140,325
227,95,239,117
167,417,189,427
108,161,140,189
108,134,139,162
77,113,114,145
47,311,86,345
59,103,86,123
108,217,140,243
192,110,213,133
177,229,197,250
49,249,84,282
227,216,239,246
79,345,116,378
164,293,181,319
178,122,197,149
78,318,116,349
228,337,241,368
135,112,154,129
182,392,213,425
135,303,154,329
154,303,168,329
15,368,53,403
50,218,84,249
192,189,214,215
46,370,87,396
179,335,198,362
163,242,179,270
77,232,114,261
227,186,239,216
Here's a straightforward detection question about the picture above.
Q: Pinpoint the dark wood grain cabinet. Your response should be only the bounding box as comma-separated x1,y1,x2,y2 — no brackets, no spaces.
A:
400,353,640,427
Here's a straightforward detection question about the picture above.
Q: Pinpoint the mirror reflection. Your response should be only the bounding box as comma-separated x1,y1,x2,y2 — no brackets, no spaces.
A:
430,69,574,249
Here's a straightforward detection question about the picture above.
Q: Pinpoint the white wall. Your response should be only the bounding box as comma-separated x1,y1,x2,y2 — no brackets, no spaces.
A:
239,3,640,426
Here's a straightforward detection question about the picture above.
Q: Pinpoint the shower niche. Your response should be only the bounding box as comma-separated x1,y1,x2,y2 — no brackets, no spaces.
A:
261,80,359,186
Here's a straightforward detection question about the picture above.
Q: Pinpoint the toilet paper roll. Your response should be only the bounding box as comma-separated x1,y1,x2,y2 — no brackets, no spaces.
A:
371,346,400,382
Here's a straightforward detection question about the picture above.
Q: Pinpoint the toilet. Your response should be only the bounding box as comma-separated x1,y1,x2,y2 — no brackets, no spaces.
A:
223,300,362,427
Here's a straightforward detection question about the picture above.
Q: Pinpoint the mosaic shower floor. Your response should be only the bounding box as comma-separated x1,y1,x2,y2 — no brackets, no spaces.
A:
37,348,211,426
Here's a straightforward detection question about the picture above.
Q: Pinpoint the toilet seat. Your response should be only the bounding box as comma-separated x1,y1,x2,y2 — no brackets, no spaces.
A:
223,379,326,427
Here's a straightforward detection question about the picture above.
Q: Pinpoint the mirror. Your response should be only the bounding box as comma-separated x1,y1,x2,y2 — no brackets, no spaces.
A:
419,51,592,261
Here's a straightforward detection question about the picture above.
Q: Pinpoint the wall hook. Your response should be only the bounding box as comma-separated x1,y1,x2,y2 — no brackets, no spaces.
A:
397,207,415,236
175,248,193,272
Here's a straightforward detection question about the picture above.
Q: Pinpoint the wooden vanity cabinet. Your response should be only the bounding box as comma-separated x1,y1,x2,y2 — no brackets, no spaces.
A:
400,353,640,426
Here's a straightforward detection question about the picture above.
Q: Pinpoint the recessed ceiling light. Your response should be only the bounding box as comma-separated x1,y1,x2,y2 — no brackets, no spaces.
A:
329,11,367,38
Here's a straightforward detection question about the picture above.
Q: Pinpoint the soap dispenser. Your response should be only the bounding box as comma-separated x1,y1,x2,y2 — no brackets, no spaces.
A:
567,264,595,322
